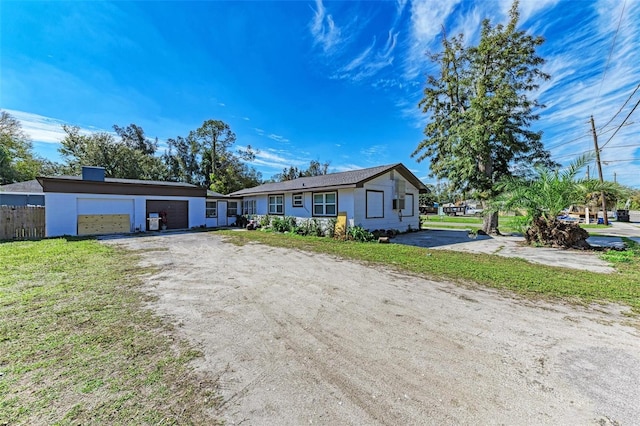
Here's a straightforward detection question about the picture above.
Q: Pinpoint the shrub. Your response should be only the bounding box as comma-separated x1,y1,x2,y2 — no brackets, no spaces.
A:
296,219,324,237
259,214,272,228
326,218,337,238
271,216,296,233
346,225,375,242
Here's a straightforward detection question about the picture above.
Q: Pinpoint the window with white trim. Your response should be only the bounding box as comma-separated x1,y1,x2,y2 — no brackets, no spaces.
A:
227,201,238,217
292,193,303,207
313,192,337,216
206,201,217,218
268,195,284,215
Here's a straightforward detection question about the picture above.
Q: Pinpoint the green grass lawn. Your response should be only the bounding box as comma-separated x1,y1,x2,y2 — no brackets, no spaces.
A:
420,215,522,234
218,230,640,314
0,238,221,425
421,215,627,235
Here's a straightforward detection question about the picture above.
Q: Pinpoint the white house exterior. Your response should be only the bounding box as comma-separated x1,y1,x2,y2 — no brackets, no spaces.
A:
204,190,243,228
37,167,207,237
229,163,428,232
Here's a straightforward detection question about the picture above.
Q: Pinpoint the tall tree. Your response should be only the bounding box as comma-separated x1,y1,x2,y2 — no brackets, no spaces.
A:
162,134,202,185
195,120,236,187
0,110,52,184
412,1,553,234
162,119,262,191
113,124,157,155
271,160,330,182
59,124,168,180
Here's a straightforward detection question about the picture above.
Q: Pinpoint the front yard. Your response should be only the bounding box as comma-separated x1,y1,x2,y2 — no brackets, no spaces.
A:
2,231,639,424
0,239,221,425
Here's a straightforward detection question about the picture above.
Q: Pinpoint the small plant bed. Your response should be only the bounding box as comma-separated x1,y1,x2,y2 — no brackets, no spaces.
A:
0,239,221,425
218,230,640,314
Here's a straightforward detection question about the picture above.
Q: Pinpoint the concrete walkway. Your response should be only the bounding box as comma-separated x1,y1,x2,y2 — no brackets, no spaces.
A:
394,224,639,273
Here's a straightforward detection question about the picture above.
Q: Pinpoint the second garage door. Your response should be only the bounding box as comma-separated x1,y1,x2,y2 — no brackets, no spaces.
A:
146,200,189,230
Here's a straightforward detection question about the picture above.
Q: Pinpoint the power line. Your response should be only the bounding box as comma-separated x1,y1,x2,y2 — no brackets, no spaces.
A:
546,131,591,150
595,0,627,104
553,149,595,160
600,97,640,148
547,123,633,152
597,83,640,132
600,143,640,149
602,159,637,163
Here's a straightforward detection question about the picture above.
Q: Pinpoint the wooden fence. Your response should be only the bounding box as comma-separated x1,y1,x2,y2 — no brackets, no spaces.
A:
0,206,45,241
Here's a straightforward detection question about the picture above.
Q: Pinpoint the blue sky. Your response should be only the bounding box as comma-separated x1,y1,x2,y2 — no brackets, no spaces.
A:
1,0,639,188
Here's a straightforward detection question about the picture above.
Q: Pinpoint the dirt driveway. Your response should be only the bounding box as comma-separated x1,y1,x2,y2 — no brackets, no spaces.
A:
103,232,640,425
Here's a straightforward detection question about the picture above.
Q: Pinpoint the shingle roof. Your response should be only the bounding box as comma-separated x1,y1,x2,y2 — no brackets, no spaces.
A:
39,175,200,188
229,163,428,196
0,179,44,193
206,190,242,198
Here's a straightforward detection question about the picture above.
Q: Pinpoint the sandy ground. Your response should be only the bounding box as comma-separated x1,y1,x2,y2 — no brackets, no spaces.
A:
103,232,640,425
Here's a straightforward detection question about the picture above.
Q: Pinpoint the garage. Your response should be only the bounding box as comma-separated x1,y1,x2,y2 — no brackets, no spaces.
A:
37,166,206,237
76,198,135,236
77,214,130,235
146,200,189,230
75,198,133,235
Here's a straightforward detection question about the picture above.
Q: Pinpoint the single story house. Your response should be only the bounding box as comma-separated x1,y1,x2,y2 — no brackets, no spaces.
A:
37,166,207,237
205,190,243,228
0,179,45,206
229,163,428,232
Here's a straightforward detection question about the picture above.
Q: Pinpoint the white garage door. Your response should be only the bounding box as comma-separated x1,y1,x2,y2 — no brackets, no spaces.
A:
77,198,135,235
77,198,135,215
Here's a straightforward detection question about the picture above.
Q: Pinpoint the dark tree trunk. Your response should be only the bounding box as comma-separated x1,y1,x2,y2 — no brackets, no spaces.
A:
525,217,590,249
481,202,499,235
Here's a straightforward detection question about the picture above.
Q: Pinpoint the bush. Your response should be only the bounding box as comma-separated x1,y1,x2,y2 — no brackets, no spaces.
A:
271,216,296,233
296,219,324,237
259,215,272,228
326,218,337,238
346,225,375,242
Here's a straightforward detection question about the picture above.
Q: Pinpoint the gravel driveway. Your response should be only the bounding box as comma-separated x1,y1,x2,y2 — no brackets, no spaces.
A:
103,232,640,425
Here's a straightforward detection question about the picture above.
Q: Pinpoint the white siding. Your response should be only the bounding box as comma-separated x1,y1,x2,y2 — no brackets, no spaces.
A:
205,200,231,228
45,192,206,237
354,172,421,231
234,170,422,233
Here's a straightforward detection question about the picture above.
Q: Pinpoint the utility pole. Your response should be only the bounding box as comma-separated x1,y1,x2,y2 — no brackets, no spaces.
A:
586,165,590,179
614,172,617,183
590,115,608,225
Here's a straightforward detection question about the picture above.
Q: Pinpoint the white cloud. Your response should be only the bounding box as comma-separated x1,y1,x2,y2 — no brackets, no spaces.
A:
334,31,399,82
3,109,96,143
500,0,560,25
310,0,341,54
267,133,290,143
404,0,461,79
249,148,309,171
332,163,367,172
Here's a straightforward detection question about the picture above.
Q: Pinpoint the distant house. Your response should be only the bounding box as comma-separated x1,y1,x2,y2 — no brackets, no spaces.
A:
37,166,207,237
229,163,428,232
0,179,45,206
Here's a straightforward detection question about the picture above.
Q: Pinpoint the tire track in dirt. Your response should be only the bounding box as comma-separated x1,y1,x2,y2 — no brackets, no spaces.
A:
103,232,640,425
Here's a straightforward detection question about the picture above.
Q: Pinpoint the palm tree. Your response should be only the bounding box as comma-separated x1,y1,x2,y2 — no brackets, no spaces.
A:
495,154,624,248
